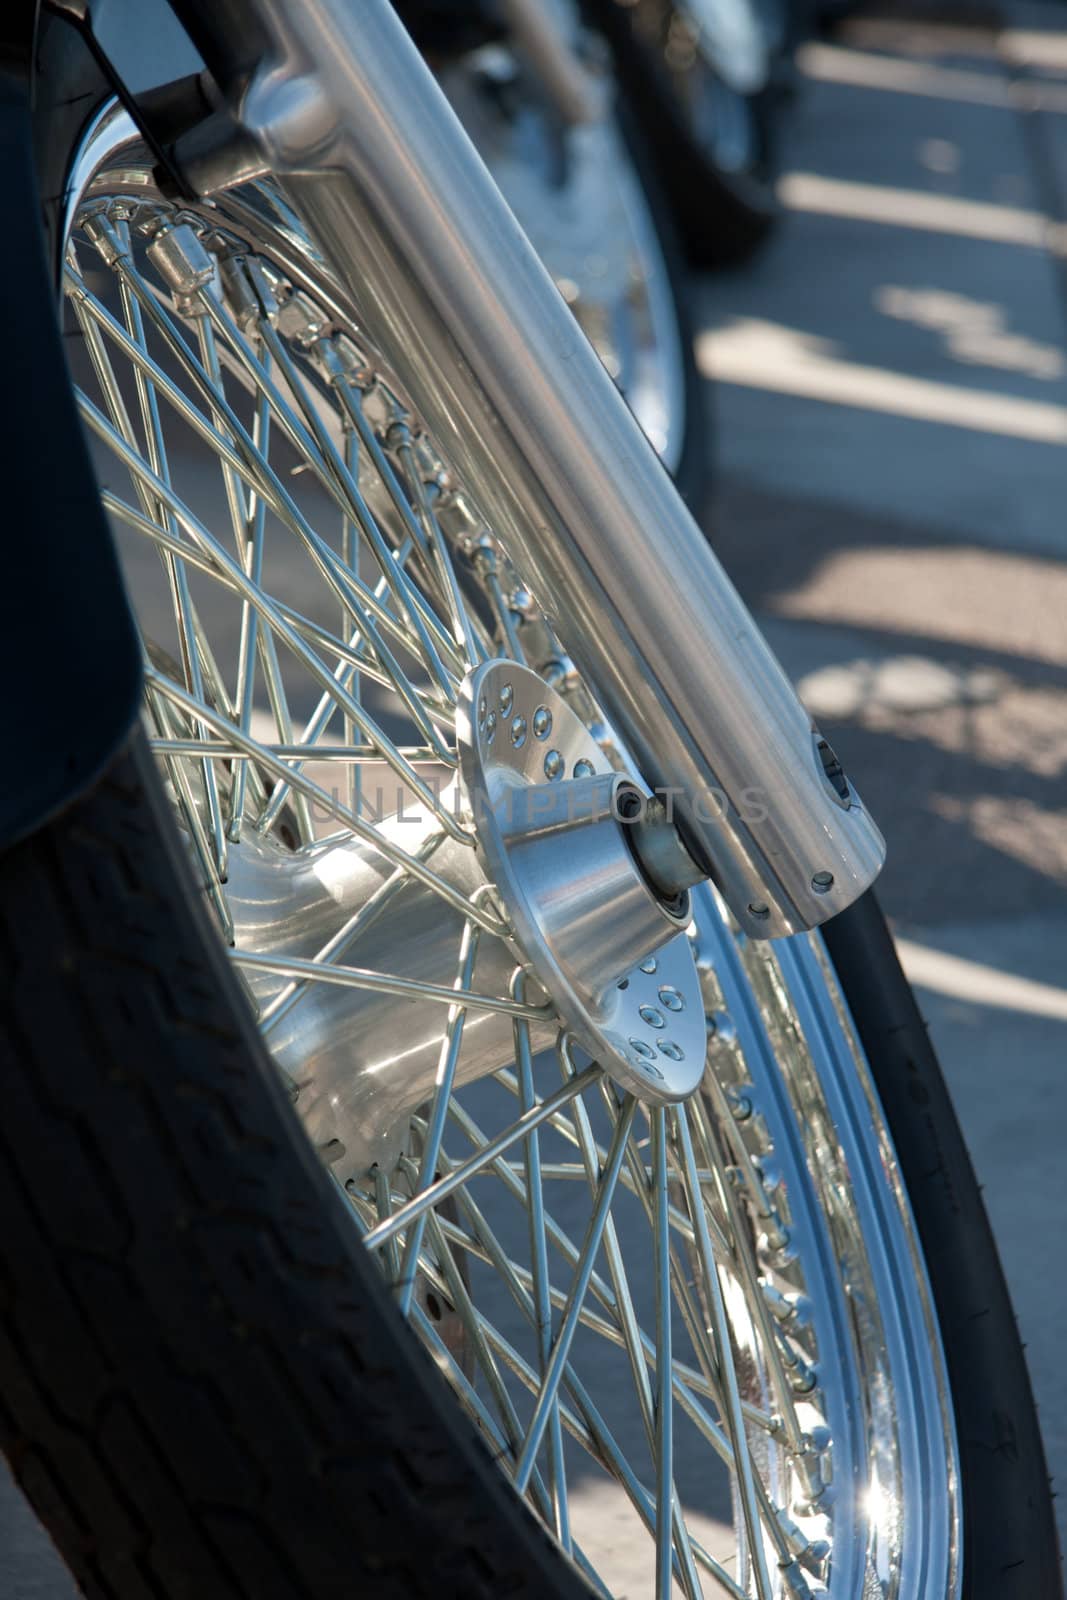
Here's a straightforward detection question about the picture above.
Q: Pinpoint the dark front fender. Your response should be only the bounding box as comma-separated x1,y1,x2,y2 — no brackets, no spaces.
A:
0,58,142,851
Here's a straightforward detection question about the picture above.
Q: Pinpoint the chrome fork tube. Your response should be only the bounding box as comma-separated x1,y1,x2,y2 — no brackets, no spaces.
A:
173,0,884,938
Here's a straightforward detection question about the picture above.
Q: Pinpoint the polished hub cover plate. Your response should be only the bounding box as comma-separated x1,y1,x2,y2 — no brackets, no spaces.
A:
458,661,706,1100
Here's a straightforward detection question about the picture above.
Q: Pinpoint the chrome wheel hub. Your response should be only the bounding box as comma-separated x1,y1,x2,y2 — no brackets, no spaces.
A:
230,661,705,1187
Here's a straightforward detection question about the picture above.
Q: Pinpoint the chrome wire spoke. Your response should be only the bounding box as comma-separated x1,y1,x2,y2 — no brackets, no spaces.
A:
148,738,441,762
229,368,271,839
584,1088,786,1457
258,839,448,1035
403,1207,710,1592
90,405,463,834
145,674,234,942
651,1106,676,1600
340,419,362,818
675,1107,775,1600
687,1093,815,1471
106,492,452,733
418,1189,746,1599
403,1198,737,1600
425,1199,761,1451
362,1067,604,1252
388,418,482,665
438,1089,741,1455
513,1093,637,1494
495,1056,734,1259
573,1095,704,1598
394,919,479,1317
71,252,458,691
313,339,463,629
72,261,231,875
194,310,314,845
417,1209,562,1532
230,949,548,1020
460,1094,783,1459
141,672,496,932
514,988,570,1551
250,556,459,835
349,1187,565,1544
200,286,463,694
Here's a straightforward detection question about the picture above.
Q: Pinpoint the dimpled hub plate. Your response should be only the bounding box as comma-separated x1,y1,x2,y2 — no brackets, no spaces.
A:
458,661,706,1102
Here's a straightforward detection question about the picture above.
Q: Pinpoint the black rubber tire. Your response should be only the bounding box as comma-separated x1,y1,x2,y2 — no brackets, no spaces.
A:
0,730,591,1600
580,0,780,270
824,895,1063,1599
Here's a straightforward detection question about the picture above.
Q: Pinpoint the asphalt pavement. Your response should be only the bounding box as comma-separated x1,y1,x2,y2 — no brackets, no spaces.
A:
699,0,1067,1564
4,0,1067,1591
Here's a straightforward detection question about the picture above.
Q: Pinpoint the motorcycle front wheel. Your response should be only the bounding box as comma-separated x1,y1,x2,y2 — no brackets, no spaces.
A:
0,10,1060,1600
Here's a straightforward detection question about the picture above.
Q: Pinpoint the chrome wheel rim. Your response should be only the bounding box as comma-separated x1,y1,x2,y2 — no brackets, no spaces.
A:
62,103,960,1599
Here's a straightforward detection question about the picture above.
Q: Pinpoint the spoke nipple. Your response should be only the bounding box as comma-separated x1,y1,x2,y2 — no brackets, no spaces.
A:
384,417,413,451
754,1155,783,1195
707,1011,739,1048
778,1558,815,1599
800,1540,831,1580
330,333,375,387
793,1437,829,1507
275,287,330,347
147,221,218,301
82,212,127,266
794,1476,836,1520
727,1087,754,1120
761,1281,793,1321
773,1504,809,1554
788,1355,820,1396
762,1216,792,1254
219,253,279,329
